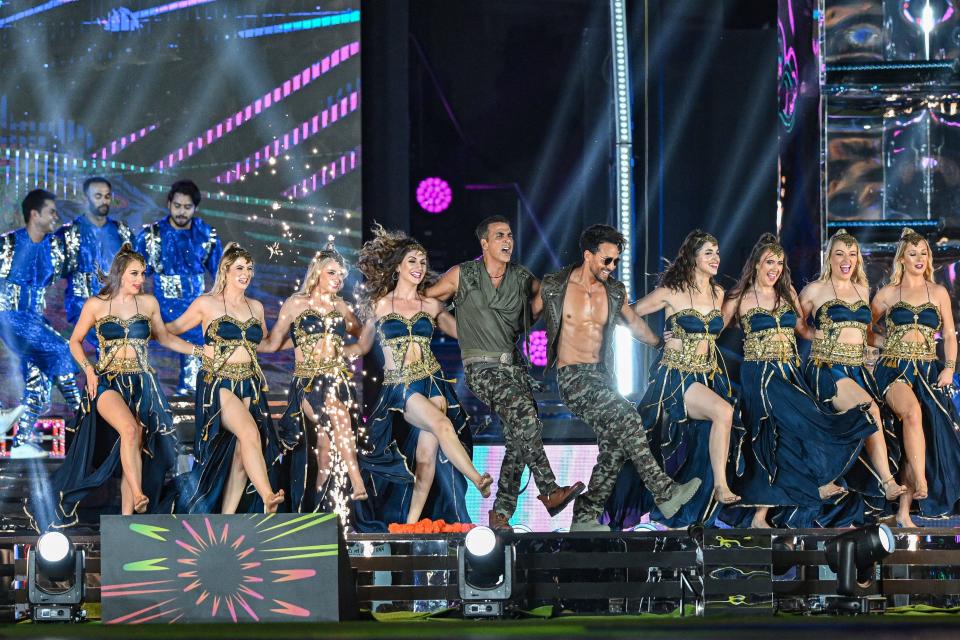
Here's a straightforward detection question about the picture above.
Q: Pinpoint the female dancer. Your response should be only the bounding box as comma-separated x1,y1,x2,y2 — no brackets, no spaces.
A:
168,243,285,514
606,230,745,529
352,225,492,532
800,229,906,524
27,245,194,530
723,234,877,528
872,228,960,526
261,246,367,518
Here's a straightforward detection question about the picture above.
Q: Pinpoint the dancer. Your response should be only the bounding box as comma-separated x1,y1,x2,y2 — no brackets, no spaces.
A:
871,228,960,526
0,189,81,458
26,245,193,530
135,179,222,394
722,234,876,528
539,224,700,532
260,246,366,519
353,225,492,532
60,177,133,330
427,215,584,531
167,243,285,514
800,229,906,525
605,229,744,529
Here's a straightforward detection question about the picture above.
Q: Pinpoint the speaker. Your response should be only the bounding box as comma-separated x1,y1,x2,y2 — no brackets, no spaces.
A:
100,513,355,623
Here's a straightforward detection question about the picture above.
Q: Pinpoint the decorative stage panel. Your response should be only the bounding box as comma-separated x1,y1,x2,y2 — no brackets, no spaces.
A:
100,513,354,624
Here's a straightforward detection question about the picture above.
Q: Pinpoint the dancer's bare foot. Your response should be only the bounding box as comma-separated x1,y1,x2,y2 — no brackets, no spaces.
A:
133,494,149,514
818,482,846,500
882,476,907,500
351,490,368,501
476,473,493,498
264,490,285,513
913,481,928,500
713,485,740,505
897,514,917,528
750,513,771,528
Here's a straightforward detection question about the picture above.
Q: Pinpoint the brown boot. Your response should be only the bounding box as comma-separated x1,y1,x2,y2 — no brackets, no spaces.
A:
488,510,513,532
538,482,586,517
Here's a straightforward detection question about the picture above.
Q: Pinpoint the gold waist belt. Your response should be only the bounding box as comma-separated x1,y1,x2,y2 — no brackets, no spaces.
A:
743,337,798,363
201,356,258,381
659,346,717,374
811,338,865,367
382,357,442,385
98,357,150,374
880,339,936,362
294,359,349,378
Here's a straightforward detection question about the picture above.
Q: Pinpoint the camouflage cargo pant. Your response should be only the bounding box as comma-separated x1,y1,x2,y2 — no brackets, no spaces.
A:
557,363,675,524
465,363,559,517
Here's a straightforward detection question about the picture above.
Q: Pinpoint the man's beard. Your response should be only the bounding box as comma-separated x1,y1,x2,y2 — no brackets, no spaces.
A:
91,204,109,217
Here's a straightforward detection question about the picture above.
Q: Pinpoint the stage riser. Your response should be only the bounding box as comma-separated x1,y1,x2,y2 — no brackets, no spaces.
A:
5,529,960,620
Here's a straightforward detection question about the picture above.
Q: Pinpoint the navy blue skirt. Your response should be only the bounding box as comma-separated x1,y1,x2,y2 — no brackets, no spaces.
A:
26,370,177,531
353,373,473,532
875,357,960,518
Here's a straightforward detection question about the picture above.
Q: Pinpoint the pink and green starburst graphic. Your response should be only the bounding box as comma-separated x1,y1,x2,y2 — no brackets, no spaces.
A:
100,513,344,624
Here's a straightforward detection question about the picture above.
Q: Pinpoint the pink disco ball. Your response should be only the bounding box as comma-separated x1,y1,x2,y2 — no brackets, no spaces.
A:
416,177,452,214
523,330,548,367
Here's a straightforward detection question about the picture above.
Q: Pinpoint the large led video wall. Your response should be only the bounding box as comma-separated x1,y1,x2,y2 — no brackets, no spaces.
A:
0,0,361,402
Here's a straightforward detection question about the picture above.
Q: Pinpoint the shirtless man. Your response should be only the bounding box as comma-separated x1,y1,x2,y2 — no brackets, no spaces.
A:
537,224,700,531
428,215,584,530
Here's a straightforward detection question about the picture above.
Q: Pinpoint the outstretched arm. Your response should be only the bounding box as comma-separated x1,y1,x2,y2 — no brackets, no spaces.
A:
166,296,205,336
618,299,661,348
344,318,376,360
425,265,460,302
631,286,671,317
146,296,196,355
259,296,297,353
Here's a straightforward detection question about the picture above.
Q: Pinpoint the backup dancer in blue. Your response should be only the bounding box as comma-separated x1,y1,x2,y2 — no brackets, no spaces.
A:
59,177,133,334
871,228,960,527
25,245,195,530
167,244,285,514
605,230,745,529
721,234,876,529
135,180,222,394
261,247,367,522
352,226,492,532
800,229,906,525
0,190,81,458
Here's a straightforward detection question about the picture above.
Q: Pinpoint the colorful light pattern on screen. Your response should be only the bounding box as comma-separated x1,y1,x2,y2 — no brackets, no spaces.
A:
281,147,360,200
237,9,360,39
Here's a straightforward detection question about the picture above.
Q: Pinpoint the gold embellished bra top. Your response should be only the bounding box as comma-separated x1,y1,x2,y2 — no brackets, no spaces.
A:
376,311,442,385
810,299,870,367
291,308,350,378
94,313,153,375
202,314,267,383
660,308,724,374
881,301,940,363
740,304,799,363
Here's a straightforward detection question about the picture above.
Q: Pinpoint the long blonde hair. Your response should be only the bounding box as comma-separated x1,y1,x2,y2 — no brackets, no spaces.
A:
97,243,146,299
889,227,934,286
299,246,346,296
817,228,868,287
209,242,254,295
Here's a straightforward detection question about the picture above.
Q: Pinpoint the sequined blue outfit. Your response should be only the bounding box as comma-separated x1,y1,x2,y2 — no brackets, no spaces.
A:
803,298,901,526
725,304,874,528
275,308,360,514
0,228,80,445
604,307,746,529
353,311,472,533
174,312,282,514
26,309,177,530
135,216,221,392
58,215,133,328
874,296,960,518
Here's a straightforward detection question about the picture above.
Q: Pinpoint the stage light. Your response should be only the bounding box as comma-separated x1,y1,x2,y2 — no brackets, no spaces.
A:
416,177,452,214
457,525,515,618
27,532,86,623
823,524,894,614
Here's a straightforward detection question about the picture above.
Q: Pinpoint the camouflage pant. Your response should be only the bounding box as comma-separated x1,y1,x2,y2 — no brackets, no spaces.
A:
465,363,559,517
557,363,675,524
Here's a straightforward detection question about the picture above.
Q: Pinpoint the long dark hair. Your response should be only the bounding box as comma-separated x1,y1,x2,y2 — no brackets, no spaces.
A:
658,229,718,292
96,243,146,299
355,224,436,317
727,233,797,314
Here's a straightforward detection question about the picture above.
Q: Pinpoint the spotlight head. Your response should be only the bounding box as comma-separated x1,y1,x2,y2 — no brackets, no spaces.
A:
28,532,86,622
36,532,75,581
458,527,514,618
464,526,497,557
825,524,895,597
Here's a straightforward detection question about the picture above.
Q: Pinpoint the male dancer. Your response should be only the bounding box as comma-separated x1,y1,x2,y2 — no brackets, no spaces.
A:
428,215,584,531
59,177,133,331
135,180,221,394
538,224,700,531
0,190,82,458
